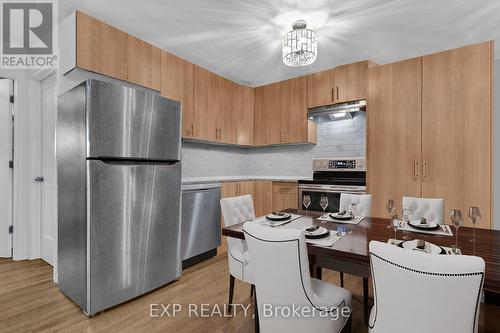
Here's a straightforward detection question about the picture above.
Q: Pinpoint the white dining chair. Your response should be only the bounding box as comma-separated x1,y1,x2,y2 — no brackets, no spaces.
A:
402,196,444,224
368,241,485,333
220,194,255,312
243,222,352,333
339,193,372,216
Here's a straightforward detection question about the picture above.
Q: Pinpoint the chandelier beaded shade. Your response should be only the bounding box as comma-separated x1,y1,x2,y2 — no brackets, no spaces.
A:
282,20,317,67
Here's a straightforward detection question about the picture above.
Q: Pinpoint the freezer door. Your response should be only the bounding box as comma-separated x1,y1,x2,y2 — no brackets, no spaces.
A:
88,160,181,314
87,79,181,161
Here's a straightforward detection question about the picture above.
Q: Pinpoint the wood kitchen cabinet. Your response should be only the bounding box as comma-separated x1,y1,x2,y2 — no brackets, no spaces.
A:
194,66,219,142
254,77,315,145
253,181,272,217
421,42,492,229
124,35,161,90
368,42,492,228
368,57,423,218
73,11,160,91
271,182,298,212
307,68,335,108
75,11,126,81
334,61,375,104
307,60,375,108
160,51,195,138
236,85,254,146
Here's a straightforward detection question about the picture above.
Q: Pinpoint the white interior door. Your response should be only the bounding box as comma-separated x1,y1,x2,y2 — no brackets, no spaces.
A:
40,74,57,266
0,79,13,258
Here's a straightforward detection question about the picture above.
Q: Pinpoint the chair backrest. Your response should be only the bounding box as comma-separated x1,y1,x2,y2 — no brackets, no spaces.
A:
339,193,372,216
369,241,485,333
220,194,256,252
402,196,444,224
243,223,347,332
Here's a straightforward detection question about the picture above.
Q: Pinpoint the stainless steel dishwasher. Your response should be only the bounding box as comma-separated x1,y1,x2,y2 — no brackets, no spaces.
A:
181,183,221,268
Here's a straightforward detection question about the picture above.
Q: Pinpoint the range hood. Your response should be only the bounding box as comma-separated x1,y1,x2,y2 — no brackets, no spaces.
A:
308,100,366,123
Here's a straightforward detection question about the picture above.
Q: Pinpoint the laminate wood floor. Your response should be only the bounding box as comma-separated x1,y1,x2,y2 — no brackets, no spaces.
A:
0,255,499,332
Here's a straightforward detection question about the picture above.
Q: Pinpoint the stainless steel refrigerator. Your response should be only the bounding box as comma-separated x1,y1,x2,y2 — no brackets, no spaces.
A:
57,78,182,315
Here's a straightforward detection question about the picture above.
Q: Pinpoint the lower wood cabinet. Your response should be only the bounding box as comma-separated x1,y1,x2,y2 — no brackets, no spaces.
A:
271,182,298,212
253,181,272,217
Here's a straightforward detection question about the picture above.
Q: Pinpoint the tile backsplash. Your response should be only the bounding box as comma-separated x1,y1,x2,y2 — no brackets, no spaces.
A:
182,112,366,177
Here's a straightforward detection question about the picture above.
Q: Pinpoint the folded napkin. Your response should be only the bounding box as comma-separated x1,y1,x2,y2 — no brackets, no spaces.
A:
254,214,302,227
306,231,346,247
317,214,365,225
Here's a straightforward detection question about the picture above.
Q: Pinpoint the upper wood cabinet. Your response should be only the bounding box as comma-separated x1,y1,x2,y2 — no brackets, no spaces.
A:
160,51,195,138
72,11,160,90
307,60,375,108
75,11,126,80
194,66,218,142
236,85,254,146
421,41,492,229
254,76,315,146
368,58,423,218
124,35,161,90
334,60,375,104
307,68,335,108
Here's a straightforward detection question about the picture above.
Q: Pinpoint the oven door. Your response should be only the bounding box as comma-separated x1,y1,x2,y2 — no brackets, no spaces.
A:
298,185,363,213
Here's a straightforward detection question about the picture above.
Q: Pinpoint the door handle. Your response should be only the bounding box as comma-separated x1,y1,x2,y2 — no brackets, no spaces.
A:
336,86,339,101
331,87,334,102
423,160,428,181
34,176,44,182
413,160,419,180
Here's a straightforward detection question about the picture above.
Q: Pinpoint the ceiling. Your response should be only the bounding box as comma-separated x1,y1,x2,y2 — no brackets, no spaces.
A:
59,0,500,87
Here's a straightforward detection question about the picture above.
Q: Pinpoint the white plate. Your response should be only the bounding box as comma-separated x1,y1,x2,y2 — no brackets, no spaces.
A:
329,212,353,220
266,213,291,221
408,219,439,229
399,240,445,255
304,226,330,239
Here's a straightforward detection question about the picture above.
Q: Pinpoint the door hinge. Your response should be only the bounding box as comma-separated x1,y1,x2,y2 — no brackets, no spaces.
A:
9,95,14,103
9,160,13,169
8,225,13,234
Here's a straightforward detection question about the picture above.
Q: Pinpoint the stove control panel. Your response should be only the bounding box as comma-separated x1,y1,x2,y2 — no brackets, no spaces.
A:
313,157,366,172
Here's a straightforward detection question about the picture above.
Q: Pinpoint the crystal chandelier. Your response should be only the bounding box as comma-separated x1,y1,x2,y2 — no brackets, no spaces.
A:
282,20,317,67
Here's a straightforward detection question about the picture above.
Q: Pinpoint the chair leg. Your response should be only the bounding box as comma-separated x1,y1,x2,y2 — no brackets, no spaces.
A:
316,267,322,280
341,316,352,333
340,272,344,287
228,275,235,314
363,277,369,325
254,289,260,333
250,284,255,298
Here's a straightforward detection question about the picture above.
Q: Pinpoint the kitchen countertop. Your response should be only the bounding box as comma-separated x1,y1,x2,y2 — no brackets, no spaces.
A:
182,175,311,185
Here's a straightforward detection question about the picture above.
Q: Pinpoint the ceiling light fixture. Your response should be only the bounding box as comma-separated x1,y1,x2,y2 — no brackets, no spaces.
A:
282,20,317,67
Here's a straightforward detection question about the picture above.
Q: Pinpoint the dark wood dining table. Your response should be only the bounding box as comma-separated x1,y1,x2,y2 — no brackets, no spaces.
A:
222,209,500,324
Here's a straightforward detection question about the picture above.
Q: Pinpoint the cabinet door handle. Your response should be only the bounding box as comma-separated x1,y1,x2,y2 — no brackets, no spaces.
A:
423,160,428,181
413,160,419,180
331,88,334,102
191,124,194,136
336,86,339,100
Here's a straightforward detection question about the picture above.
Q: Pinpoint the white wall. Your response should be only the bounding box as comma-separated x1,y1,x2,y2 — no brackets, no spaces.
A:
182,113,366,178
494,59,499,230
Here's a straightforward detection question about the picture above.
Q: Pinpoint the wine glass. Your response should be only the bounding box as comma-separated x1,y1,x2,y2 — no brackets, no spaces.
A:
303,195,311,213
320,196,329,215
450,209,463,254
386,199,395,216
391,215,399,245
386,199,395,229
402,207,413,227
349,202,358,217
468,207,481,243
